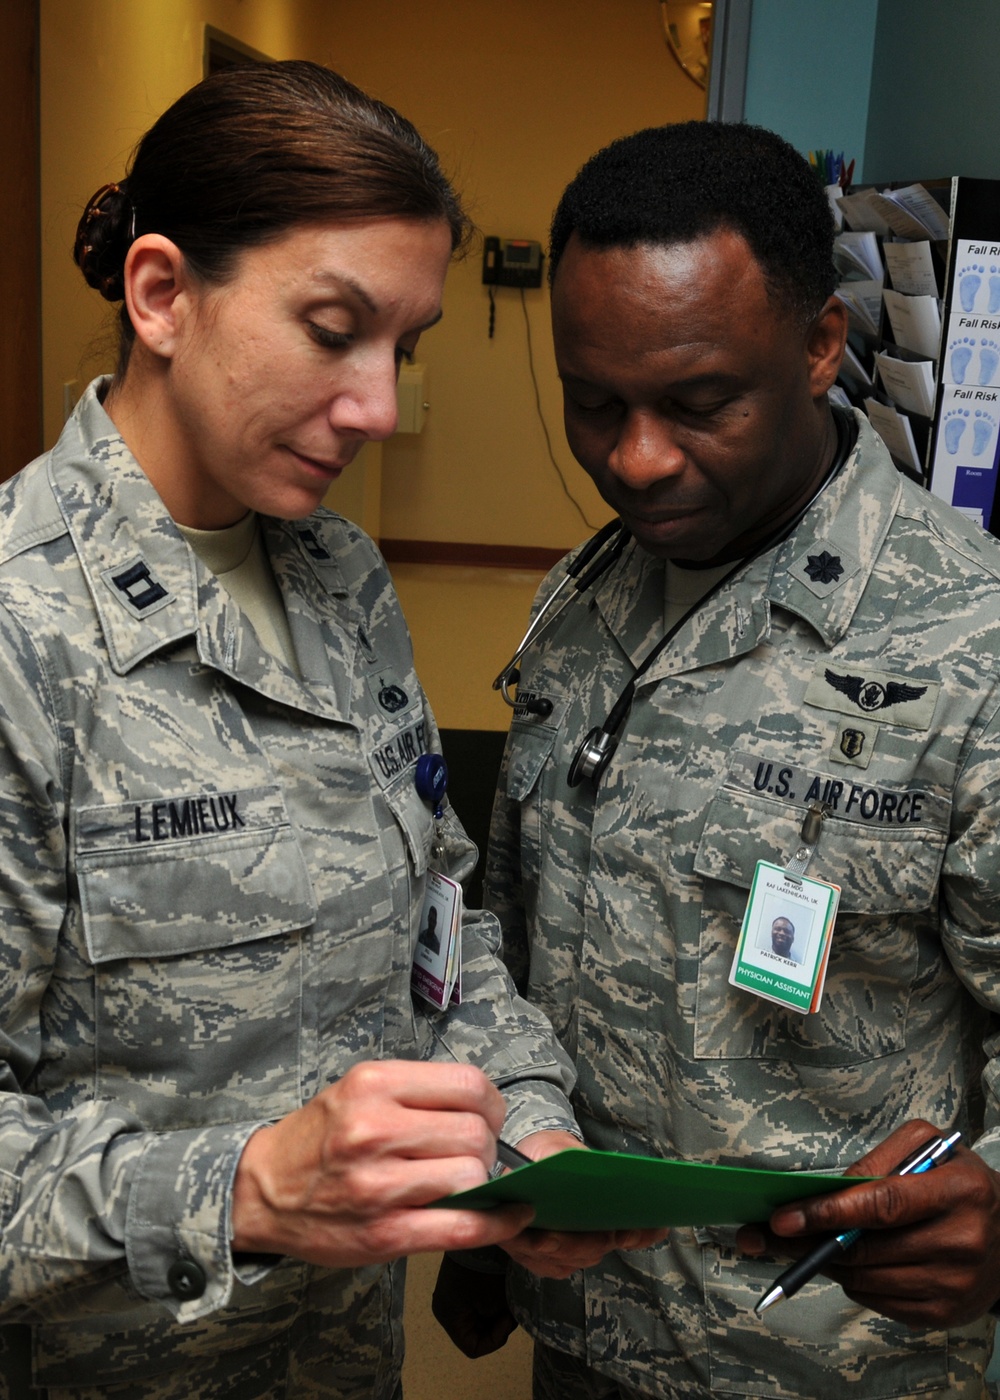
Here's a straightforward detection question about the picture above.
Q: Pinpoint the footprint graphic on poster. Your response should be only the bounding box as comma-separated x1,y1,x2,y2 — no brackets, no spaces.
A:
960,265,985,313
989,266,1000,315
973,409,996,457
950,336,977,383
944,408,970,454
979,338,1000,385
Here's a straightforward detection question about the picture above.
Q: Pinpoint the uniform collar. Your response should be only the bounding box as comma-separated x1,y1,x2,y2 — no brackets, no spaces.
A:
592,412,900,676
762,411,899,647
48,380,356,709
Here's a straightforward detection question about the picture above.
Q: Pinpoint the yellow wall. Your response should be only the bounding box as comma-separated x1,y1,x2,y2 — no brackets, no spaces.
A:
40,0,705,552
39,0,328,446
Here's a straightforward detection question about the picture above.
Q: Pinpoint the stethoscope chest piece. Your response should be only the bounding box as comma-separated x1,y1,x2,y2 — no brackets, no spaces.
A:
567,727,619,789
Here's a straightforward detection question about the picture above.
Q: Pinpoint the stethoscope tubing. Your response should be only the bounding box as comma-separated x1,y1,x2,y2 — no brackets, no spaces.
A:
492,518,630,708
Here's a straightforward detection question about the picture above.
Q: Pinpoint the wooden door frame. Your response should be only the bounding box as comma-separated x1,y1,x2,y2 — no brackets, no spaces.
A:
0,0,41,482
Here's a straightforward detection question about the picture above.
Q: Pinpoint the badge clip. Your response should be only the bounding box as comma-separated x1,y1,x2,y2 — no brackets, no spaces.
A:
782,800,832,884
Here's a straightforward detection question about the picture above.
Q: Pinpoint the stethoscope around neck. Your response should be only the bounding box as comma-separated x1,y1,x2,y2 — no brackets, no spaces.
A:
493,409,858,792
492,517,631,718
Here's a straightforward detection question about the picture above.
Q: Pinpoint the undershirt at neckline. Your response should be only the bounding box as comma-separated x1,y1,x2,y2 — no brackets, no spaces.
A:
177,513,299,674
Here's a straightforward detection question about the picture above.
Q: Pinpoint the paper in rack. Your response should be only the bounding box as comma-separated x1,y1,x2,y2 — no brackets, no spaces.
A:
840,342,875,394
864,398,922,475
874,352,936,417
838,190,892,236
869,184,950,242
882,289,943,360
883,240,939,297
828,385,853,412
836,279,883,337
834,230,884,282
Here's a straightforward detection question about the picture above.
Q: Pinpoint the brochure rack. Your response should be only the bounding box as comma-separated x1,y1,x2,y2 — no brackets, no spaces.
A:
832,176,1000,536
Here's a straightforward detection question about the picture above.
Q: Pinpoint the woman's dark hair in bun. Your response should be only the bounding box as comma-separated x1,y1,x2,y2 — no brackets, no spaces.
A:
72,60,470,375
73,182,134,303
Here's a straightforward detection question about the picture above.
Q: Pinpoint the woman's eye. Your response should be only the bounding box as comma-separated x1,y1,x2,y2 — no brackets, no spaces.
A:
309,323,352,350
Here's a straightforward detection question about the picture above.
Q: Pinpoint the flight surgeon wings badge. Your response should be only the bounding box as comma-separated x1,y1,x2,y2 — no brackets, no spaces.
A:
803,665,939,731
824,670,927,712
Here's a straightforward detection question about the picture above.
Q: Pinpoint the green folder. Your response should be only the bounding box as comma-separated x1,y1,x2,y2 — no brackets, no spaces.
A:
433,1149,872,1232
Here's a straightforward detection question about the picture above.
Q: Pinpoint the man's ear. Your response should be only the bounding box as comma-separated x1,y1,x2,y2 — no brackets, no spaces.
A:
122,235,193,359
804,295,849,400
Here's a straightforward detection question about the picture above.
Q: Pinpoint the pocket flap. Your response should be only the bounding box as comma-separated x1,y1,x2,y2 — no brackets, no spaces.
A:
505,720,559,803
75,785,317,963
693,753,949,913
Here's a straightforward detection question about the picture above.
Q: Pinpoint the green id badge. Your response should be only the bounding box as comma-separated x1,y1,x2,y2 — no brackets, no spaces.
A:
728,860,840,1013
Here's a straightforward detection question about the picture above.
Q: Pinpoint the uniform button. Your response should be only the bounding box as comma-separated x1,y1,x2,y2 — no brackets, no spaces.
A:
167,1258,206,1300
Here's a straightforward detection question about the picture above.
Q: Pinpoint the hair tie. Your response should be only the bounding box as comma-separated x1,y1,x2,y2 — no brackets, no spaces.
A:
74,182,137,299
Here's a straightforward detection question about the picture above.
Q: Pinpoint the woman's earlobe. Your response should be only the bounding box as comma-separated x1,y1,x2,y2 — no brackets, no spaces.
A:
122,235,189,358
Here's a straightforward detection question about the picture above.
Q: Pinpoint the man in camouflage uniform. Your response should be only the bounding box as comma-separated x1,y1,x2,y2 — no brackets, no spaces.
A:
0,380,588,1398
436,123,1000,1397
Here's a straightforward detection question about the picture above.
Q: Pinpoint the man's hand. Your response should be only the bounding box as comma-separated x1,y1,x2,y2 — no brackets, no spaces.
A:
230,1061,533,1268
432,1129,669,1358
499,1130,669,1279
736,1119,1000,1327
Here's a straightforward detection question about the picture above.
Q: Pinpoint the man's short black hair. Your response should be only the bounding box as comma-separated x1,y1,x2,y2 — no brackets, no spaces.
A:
549,121,836,325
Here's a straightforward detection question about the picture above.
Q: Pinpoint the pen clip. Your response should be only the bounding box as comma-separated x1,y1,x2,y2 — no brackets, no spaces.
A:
890,1131,957,1176
782,801,832,884
895,1130,961,1176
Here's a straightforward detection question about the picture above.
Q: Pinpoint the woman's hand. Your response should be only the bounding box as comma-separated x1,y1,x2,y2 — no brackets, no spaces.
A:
230,1061,533,1267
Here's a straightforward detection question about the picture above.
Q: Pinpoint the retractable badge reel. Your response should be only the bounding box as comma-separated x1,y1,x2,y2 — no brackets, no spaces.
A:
415,753,448,862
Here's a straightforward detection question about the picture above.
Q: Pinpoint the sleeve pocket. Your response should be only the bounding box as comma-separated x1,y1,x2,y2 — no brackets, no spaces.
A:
505,720,559,803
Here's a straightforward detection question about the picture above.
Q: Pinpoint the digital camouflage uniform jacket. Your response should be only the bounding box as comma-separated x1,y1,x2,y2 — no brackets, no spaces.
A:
0,382,577,1398
489,414,1000,1399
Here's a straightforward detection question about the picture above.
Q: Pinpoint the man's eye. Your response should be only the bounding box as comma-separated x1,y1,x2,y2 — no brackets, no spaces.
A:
672,397,732,420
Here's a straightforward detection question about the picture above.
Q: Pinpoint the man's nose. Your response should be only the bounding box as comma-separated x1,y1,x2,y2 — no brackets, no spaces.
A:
608,410,685,489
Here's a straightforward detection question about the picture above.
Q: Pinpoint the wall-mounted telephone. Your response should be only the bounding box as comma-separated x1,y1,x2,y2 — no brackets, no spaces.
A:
482,236,544,288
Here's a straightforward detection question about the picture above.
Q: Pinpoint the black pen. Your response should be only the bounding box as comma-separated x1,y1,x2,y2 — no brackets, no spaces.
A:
495,1138,534,1172
754,1130,962,1315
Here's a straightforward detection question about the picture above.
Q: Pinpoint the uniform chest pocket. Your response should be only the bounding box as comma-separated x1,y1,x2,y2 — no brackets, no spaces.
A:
75,784,317,963
502,718,564,902
74,786,317,1127
689,775,950,1066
